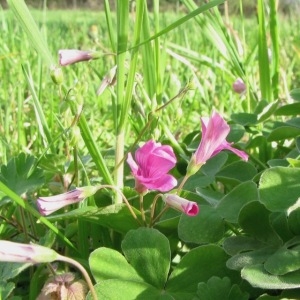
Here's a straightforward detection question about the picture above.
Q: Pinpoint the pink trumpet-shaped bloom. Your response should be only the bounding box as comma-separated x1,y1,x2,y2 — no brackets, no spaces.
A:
163,194,199,216
0,240,59,264
59,49,94,66
127,140,177,194
187,112,248,176
37,186,98,216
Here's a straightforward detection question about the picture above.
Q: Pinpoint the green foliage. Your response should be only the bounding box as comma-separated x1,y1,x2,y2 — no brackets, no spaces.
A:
0,153,44,196
195,277,249,300
2,0,300,299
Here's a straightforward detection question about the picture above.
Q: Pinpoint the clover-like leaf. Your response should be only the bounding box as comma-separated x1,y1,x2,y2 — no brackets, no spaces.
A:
196,276,248,300
0,153,44,196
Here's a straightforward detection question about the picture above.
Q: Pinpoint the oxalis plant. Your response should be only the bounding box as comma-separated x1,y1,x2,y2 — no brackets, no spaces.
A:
2,0,300,299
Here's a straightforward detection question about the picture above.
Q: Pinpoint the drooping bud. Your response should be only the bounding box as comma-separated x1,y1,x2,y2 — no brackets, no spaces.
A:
163,194,199,216
0,241,59,264
37,186,100,216
59,49,102,66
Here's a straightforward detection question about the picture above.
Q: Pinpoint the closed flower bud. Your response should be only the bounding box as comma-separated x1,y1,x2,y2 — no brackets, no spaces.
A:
59,49,102,66
50,66,64,85
37,186,99,216
232,78,246,94
0,241,59,264
163,194,199,216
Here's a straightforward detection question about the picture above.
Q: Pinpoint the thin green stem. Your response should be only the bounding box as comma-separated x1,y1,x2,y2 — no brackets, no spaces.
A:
176,174,190,195
151,206,170,226
139,194,146,224
100,185,142,226
150,193,163,227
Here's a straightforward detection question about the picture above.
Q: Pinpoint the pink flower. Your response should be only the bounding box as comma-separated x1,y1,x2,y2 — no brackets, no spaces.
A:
0,241,58,264
127,140,177,193
37,186,99,216
232,78,246,94
59,49,95,66
187,112,248,175
163,194,199,216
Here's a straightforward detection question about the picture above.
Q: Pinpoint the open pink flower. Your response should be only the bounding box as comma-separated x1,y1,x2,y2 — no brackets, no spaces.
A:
127,140,177,193
187,111,248,175
163,194,199,216
0,241,59,264
37,186,98,216
59,49,95,66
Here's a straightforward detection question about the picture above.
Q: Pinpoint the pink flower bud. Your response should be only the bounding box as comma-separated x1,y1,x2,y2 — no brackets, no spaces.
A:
58,49,101,66
163,194,199,216
127,140,177,193
0,241,59,264
37,186,99,216
232,78,246,94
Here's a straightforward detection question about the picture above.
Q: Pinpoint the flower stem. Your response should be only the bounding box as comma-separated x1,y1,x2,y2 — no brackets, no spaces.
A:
176,174,190,195
150,194,163,227
151,205,170,226
100,185,142,226
139,194,146,225
57,254,98,300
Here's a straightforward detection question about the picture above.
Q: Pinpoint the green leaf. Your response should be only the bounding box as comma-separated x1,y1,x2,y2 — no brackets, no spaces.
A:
217,181,259,223
275,103,300,116
230,113,257,126
270,212,294,242
88,280,171,300
290,88,300,102
166,245,235,294
201,152,228,177
223,236,266,256
0,262,31,282
89,248,143,283
178,205,224,244
227,124,247,142
288,207,300,235
216,161,257,185
259,167,300,212
121,228,170,289
267,126,300,141
241,264,300,289
196,277,248,300
257,100,279,122
0,153,44,196
47,204,141,234
0,281,15,299
238,201,281,244
264,246,300,275
226,246,277,271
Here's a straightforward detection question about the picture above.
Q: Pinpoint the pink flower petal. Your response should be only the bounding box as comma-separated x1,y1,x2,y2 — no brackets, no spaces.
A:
127,140,177,193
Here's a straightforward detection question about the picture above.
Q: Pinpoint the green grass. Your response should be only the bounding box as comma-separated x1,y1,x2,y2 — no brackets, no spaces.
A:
1,8,296,164
2,2,300,298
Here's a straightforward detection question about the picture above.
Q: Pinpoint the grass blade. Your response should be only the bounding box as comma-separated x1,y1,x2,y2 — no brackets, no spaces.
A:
257,0,272,101
7,0,54,67
269,0,280,100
